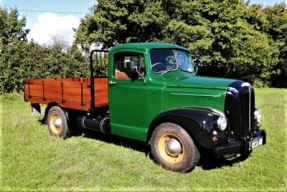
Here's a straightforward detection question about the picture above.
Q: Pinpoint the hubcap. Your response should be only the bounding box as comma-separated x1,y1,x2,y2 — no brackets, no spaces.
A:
50,113,63,134
166,138,182,157
54,117,62,128
158,133,184,163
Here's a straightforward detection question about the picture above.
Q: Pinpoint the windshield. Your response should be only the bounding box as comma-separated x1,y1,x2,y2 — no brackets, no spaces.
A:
150,50,192,74
150,50,177,73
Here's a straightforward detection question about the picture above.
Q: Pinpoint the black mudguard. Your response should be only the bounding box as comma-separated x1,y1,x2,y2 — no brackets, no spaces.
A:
147,107,227,149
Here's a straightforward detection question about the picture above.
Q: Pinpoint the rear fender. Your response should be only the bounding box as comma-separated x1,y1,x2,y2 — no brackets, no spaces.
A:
147,107,227,149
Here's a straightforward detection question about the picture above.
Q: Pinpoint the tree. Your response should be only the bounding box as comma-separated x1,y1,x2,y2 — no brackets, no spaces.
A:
167,0,277,85
44,34,71,52
263,3,287,87
0,7,30,93
243,2,287,86
75,0,169,48
0,39,90,93
0,7,29,45
0,7,90,93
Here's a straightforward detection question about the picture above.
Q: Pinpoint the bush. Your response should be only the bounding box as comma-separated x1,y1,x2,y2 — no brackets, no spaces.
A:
0,41,89,94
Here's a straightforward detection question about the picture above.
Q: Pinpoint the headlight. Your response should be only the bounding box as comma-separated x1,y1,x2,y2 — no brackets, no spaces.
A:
254,108,262,123
217,116,227,131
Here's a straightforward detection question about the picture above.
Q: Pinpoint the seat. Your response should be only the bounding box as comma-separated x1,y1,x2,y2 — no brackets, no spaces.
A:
115,72,129,79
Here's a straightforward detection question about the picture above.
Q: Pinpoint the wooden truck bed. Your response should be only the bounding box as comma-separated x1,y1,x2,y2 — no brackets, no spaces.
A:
24,78,108,111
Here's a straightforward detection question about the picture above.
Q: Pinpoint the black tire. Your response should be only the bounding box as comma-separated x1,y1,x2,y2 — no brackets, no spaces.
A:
47,106,71,138
150,123,200,173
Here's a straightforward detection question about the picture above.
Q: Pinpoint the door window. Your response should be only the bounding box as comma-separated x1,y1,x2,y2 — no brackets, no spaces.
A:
114,52,145,79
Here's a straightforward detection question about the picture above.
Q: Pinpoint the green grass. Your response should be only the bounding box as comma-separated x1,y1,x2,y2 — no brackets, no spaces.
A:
1,89,286,191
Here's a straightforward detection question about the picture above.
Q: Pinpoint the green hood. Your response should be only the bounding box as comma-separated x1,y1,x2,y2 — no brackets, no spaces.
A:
164,74,236,90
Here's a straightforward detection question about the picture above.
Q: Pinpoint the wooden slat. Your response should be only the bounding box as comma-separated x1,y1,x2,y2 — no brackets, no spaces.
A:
24,78,108,111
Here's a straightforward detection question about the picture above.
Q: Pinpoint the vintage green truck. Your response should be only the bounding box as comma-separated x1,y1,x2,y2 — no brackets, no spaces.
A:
24,43,266,173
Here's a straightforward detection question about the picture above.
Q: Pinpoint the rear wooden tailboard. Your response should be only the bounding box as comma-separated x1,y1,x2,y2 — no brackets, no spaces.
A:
24,78,108,111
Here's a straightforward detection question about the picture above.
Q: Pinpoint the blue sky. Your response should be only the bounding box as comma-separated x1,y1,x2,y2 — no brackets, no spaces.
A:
1,0,286,45
2,0,96,29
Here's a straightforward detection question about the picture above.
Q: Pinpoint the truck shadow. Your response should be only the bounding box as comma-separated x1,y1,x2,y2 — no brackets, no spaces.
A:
75,129,147,153
197,157,248,171
72,128,248,172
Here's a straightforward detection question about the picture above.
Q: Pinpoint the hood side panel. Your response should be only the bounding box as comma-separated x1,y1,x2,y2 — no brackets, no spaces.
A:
163,87,227,112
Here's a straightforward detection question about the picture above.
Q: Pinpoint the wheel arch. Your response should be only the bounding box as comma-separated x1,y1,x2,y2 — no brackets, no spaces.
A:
147,107,222,149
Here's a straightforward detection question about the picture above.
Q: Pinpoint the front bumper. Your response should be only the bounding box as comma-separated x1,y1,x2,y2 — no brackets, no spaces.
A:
213,130,266,157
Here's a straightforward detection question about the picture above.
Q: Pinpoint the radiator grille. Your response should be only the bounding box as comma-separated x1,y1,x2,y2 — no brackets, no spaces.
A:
225,82,255,140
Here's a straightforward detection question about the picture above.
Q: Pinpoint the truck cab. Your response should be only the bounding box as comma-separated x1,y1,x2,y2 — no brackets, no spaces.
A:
25,43,266,173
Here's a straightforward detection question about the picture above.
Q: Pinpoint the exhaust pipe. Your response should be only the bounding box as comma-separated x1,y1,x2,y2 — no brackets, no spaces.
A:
77,116,110,134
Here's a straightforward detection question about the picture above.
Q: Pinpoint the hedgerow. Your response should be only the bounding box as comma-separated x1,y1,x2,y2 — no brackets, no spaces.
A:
0,41,89,94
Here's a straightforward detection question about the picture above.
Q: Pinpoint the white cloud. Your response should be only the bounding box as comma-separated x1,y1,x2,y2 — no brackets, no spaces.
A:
27,12,80,46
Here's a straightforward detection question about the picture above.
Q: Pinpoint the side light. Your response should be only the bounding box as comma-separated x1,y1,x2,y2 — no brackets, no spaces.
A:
217,116,227,131
254,108,262,123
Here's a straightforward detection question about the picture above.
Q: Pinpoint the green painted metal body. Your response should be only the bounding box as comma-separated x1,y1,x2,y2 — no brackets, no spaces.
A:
108,43,235,142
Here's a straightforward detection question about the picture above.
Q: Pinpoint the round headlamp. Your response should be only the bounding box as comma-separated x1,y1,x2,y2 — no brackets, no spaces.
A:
254,108,262,123
217,116,227,131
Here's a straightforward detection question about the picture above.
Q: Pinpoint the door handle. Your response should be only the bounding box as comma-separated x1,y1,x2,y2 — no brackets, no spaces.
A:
109,81,116,86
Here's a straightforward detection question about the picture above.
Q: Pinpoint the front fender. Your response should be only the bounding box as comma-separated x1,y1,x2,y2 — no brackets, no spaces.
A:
147,107,228,149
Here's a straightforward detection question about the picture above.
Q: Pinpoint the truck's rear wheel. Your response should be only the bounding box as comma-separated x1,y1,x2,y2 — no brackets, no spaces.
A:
150,123,200,173
47,106,70,138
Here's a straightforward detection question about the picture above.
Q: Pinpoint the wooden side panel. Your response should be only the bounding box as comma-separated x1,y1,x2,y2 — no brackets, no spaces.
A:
43,80,62,99
62,81,90,104
94,78,108,106
24,78,108,111
28,79,44,99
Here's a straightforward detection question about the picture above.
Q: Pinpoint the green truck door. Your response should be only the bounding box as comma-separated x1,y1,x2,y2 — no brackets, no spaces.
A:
108,50,148,141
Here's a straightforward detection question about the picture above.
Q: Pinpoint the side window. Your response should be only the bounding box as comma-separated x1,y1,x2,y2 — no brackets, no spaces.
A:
114,52,145,79
178,51,192,72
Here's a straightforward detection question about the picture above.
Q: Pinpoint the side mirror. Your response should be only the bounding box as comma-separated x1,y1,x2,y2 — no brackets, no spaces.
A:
133,67,146,85
132,68,137,74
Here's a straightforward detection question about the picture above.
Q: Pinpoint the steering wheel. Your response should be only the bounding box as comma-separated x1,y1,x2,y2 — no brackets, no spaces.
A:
151,62,164,68
151,62,165,73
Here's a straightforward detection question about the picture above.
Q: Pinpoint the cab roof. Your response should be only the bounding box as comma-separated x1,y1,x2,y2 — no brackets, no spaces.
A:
109,43,190,53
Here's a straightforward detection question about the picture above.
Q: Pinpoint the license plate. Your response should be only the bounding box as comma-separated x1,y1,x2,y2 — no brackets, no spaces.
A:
249,137,263,150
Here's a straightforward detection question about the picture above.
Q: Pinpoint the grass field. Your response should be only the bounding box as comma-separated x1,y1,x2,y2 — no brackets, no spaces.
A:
0,89,286,191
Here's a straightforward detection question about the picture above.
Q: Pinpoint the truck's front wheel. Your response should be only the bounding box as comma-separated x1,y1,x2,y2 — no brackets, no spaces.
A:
150,123,200,173
47,106,70,138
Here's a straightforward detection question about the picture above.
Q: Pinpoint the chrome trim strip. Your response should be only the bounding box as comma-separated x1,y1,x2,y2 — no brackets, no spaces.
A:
170,93,221,98
100,117,108,134
242,82,251,87
81,116,86,129
227,87,238,93
210,108,225,117
249,87,251,131
226,91,233,95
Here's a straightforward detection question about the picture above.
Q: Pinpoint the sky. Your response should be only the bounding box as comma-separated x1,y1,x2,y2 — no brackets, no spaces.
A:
1,0,286,46
2,0,95,46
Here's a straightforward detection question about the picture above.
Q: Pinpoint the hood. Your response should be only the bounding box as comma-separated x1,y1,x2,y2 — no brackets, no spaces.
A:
164,74,236,90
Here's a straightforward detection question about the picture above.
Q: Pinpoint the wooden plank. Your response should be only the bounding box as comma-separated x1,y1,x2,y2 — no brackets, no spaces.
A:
25,96,90,111
24,77,109,111
94,78,108,106
62,81,90,103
